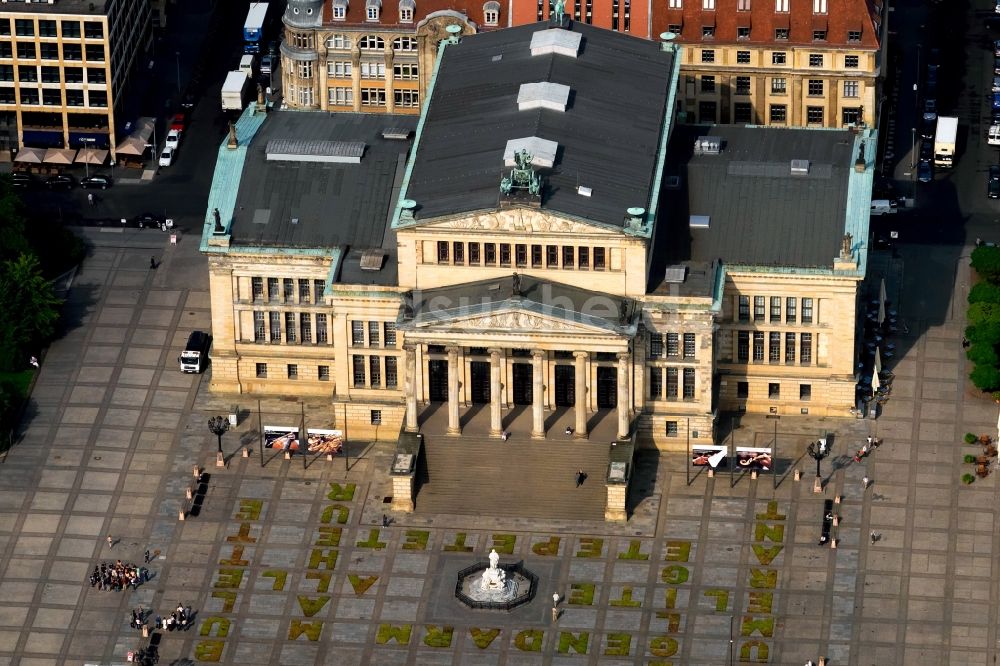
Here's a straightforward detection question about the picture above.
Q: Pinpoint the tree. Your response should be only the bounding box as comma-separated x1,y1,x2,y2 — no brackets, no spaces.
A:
967,321,1000,345
968,301,1000,327
0,176,28,263
969,282,1000,304
971,364,1000,391
0,253,62,370
972,245,1000,283
968,343,999,367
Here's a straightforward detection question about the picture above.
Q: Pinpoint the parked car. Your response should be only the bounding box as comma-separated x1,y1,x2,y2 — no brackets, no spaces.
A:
158,146,175,167
990,124,1000,146
995,0,1000,14
993,92,1000,111
994,56,1000,75
45,174,75,190
165,129,181,150
924,99,937,115
920,140,933,161
917,159,933,183
133,212,164,229
989,165,1000,199
10,173,33,188
920,112,937,140
170,112,187,132
80,175,112,190
260,54,273,76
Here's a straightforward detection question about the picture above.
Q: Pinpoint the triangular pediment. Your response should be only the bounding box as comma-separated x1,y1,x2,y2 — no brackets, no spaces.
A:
405,300,632,338
416,208,623,236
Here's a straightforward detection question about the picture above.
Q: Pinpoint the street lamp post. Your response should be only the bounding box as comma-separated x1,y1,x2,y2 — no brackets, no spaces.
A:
208,416,230,468
80,137,95,179
806,439,828,494
175,51,181,92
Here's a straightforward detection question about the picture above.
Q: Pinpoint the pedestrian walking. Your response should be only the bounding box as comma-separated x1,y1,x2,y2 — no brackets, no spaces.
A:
144,549,150,564
870,530,877,545
551,607,559,622
107,535,113,549
149,256,157,270
575,470,586,487
861,476,869,490
28,356,39,368
381,514,389,528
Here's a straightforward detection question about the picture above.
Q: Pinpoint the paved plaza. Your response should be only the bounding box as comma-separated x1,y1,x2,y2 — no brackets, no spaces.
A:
0,231,997,665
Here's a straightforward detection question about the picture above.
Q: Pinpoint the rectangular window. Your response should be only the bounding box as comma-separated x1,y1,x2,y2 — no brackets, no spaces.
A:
546,245,558,268
393,89,419,108
40,44,59,60
14,20,34,37
85,45,105,62
737,26,750,40
386,356,398,388
813,0,827,11
702,26,715,38
808,105,824,124
287,364,298,380
254,311,265,342
847,31,861,43
251,276,263,300
63,44,82,61
775,0,788,10
666,421,679,437
83,21,103,38
701,75,716,93
735,76,751,95
270,312,281,342
485,243,496,265
360,88,386,106
256,363,267,378
437,240,449,263
594,248,606,270
785,297,796,322
737,50,750,63
768,383,780,399
298,279,310,303
367,5,380,20
60,21,80,38
579,247,590,269
314,279,325,303
285,313,296,343
300,314,312,343
737,331,750,362
17,43,35,60
738,0,750,8
843,107,862,125
844,80,859,98
531,244,542,268
813,30,827,41
753,296,765,321
266,277,279,301
453,242,464,265
469,243,481,265
769,332,781,362
774,28,789,40
328,60,352,77
683,333,696,359
649,367,662,399
770,297,781,322
752,332,764,361
328,87,353,105
668,0,682,6
702,0,714,8
500,244,511,266
283,278,294,301
318,365,330,381
353,355,365,387
737,381,749,398
400,7,414,21
352,320,364,346
562,246,574,268
384,322,397,347
769,104,787,123
785,332,796,363
666,367,678,399
734,102,752,124
809,53,823,67
772,52,786,65
800,333,813,364
738,295,750,321
800,384,811,400
682,368,695,399
666,333,679,357
808,79,824,96
701,49,715,64
515,244,527,268
316,313,328,343
368,321,380,347
802,298,814,323
650,333,663,358
369,356,381,386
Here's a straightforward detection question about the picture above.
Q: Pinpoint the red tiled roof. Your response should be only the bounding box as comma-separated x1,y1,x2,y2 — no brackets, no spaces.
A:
652,0,881,50
321,0,499,30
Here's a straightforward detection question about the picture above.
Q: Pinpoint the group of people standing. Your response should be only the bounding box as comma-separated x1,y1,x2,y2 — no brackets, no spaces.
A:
155,604,192,632
88,560,146,591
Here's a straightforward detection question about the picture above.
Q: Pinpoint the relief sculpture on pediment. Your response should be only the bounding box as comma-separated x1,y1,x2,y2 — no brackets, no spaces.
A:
441,210,599,235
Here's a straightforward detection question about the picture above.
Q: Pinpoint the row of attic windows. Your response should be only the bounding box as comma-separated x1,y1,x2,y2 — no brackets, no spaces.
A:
330,0,499,26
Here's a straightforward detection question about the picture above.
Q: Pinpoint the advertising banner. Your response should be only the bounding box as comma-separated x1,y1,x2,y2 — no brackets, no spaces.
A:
691,445,728,469
263,426,344,456
735,446,772,471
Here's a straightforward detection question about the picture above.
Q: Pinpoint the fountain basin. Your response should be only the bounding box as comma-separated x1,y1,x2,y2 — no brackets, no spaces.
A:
455,560,538,611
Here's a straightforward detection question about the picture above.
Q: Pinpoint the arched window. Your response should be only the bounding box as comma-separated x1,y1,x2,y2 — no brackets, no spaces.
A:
393,36,417,52
359,35,385,50
483,1,500,26
398,0,415,22
332,0,348,20
366,0,381,21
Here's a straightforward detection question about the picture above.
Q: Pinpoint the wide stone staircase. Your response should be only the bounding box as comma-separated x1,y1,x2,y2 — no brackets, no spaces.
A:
413,433,610,521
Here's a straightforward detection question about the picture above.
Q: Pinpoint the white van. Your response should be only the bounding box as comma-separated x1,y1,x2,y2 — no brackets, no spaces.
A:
989,124,1000,146
239,54,256,79
870,199,898,216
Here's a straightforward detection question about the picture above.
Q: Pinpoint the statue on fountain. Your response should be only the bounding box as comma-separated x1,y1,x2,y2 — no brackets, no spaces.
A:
480,549,507,591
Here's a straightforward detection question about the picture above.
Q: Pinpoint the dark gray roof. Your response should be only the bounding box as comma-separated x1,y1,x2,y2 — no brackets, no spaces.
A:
229,111,417,284
403,22,674,227
649,125,855,291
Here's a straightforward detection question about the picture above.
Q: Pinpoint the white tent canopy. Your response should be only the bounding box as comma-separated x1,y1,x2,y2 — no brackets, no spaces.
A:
13,147,45,163
42,148,77,165
75,147,108,165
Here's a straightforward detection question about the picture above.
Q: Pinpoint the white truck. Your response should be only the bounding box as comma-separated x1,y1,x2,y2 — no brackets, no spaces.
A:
933,116,958,168
221,70,251,112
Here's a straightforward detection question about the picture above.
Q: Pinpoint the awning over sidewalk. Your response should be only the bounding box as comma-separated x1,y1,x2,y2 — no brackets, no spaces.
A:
133,117,155,143
115,137,146,156
13,147,45,163
42,148,77,164
75,147,108,165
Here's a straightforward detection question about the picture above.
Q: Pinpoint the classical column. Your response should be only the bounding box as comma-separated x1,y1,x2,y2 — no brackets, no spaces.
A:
489,347,503,437
573,351,588,438
404,345,418,432
447,346,460,435
616,351,630,440
531,349,546,438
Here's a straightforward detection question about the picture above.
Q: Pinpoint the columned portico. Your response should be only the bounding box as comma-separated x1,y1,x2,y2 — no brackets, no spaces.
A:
404,344,418,432
531,349,545,439
447,346,461,435
574,351,589,438
489,347,503,436
617,351,630,440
